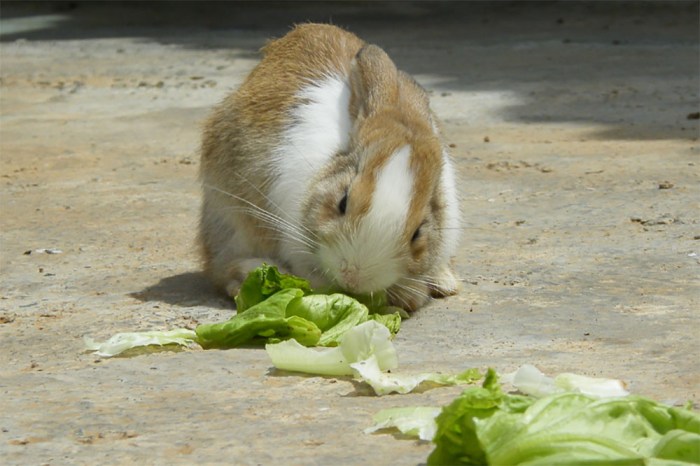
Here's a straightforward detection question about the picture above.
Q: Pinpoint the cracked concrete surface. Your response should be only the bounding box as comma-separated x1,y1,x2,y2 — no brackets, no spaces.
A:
1,2,698,465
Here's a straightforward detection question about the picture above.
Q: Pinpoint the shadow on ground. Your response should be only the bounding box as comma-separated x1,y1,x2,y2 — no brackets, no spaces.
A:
130,271,234,310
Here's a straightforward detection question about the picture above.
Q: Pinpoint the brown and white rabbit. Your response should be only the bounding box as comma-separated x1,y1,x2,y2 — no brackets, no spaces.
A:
199,23,460,311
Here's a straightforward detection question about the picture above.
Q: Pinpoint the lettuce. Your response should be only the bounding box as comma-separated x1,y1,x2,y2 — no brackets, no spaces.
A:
347,291,410,319
196,288,322,348
477,395,700,465
234,263,312,312
428,369,700,465
197,265,401,349
503,363,630,398
365,407,443,441
265,320,398,376
351,356,482,396
286,293,369,346
367,312,402,335
85,264,402,356
83,329,198,358
266,320,482,396
429,369,532,465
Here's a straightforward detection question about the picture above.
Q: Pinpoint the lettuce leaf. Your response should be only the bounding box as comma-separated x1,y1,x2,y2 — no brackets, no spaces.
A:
351,356,482,396
365,407,443,441
86,264,401,356
428,369,700,465
197,285,400,350
206,264,401,348
265,320,398,376
503,364,630,398
285,293,368,346
429,369,533,465
267,319,481,396
366,312,402,335
347,291,410,318
481,395,700,466
83,328,198,358
196,288,323,348
234,263,312,312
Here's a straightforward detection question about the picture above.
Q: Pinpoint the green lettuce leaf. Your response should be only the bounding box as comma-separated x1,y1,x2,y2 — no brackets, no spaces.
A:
83,328,198,357
266,320,398,376
367,312,402,335
267,318,480,396
315,287,410,318
429,369,532,465
343,290,388,311
365,406,443,441
234,263,312,312
85,265,402,356
351,356,482,396
197,286,399,350
265,339,354,376
428,369,700,466
504,363,630,398
196,288,322,348
285,293,368,346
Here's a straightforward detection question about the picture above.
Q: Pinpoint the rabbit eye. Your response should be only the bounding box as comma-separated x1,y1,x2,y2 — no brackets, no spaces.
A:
411,225,421,242
338,191,348,215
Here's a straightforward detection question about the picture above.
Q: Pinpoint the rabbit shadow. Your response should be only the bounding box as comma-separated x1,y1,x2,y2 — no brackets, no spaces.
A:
130,271,234,310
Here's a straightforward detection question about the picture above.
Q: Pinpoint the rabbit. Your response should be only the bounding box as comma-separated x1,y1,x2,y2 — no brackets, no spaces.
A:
198,23,461,311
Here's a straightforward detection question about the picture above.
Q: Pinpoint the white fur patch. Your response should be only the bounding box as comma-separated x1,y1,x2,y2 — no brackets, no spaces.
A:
269,75,352,275
269,75,352,223
367,145,413,230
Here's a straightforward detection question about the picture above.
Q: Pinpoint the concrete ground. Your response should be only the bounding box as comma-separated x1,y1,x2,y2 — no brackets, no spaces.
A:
1,2,698,464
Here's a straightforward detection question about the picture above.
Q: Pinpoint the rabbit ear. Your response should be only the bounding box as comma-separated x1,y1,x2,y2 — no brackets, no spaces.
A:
349,44,399,119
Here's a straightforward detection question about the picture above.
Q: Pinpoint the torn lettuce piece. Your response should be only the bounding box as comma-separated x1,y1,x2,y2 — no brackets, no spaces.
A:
232,265,401,345
265,339,351,376
196,288,321,348
481,395,700,466
367,312,402,335
429,369,534,465
266,320,398,376
234,263,312,312
348,291,408,317
351,356,482,396
267,318,478,396
338,318,398,368
317,288,409,318
365,407,442,441
84,328,198,358
504,364,630,398
555,372,629,398
285,293,368,346
353,290,388,310
428,369,700,466
199,288,397,350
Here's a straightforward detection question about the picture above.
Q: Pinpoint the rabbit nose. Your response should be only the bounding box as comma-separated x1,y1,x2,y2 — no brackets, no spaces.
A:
339,260,360,289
